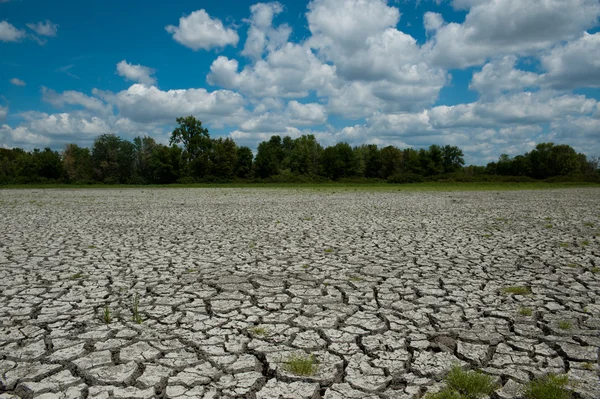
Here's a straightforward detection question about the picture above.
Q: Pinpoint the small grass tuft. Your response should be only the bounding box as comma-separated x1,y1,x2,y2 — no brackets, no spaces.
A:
425,365,496,399
583,222,594,227
103,306,112,324
558,320,572,330
446,366,497,398
248,242,256,249
591,267,600,273
502,286,532,295
283,353,319,376
71,272,84,279
582,362,594,370
87,245,97,249
324,248,335,253
581,240,590,246
523,374,571,399
545,224,553,229
559,242,569,248
482,234,491,239
301,264,310,269
566,263,579,268
349,275,363,282
249,326,269,337
132,293,142,324
519,307,533,316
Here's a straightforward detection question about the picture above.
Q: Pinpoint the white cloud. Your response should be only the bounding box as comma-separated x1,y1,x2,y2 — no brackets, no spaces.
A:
9,77,25,86
116,60,157,86
305,0,446,113
0,106,7,122
470,56,540,96
423,12,444,33
165,9,239,51
208,43,337,98
21,112,112,138
96,84,247,125
307,0,400,52
425,0,600,68
238,100,327,133
0,20,26,42
0,124,51,148
26,20,58,37
242,2,291,60
42,87,113,115
541,32,600,89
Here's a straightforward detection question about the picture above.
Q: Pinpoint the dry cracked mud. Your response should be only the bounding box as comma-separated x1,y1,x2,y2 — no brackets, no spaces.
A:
0,188,599,399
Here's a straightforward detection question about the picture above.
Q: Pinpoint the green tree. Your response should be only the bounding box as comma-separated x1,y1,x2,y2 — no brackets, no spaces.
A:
63,144,92,183
254,136,284,178
210,137,238,179
379,146,403,178
236,146,254,178
441,145,465,173
169,116,210,161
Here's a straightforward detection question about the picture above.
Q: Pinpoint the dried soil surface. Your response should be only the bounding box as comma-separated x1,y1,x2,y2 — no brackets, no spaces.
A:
0,188,599,398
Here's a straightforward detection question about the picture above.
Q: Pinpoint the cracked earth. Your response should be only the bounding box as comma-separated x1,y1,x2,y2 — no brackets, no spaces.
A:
1,188,599,399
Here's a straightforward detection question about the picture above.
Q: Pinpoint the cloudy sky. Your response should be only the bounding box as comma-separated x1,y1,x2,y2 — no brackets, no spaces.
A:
1,0,600,165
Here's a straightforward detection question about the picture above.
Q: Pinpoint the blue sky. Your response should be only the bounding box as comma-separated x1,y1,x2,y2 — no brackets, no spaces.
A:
1,0,599,165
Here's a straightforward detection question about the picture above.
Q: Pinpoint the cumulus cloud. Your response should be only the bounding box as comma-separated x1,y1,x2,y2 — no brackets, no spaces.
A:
242,2,291,60
304,0,447,113
116,60,157,86
0,20,26,42
42,87,113,115
0,124,51,148
208,43,337,98
541,32,600,89
470,56,540,96
425,0,600,68
95,84,247,125
307,0,400,52
10,77,25,86
165,9,239,51
26,20,58,37
239,100,327,133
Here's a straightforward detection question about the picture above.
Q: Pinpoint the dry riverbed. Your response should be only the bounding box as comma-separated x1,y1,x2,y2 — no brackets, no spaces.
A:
0,188,599,398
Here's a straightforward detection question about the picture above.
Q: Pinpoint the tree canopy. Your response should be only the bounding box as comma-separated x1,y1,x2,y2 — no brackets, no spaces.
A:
0,116,597,185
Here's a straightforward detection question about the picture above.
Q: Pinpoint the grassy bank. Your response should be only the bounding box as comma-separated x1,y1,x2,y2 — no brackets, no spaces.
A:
1,181,599,191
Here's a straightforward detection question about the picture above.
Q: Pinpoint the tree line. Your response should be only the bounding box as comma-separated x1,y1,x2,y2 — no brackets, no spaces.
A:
0,116,598,184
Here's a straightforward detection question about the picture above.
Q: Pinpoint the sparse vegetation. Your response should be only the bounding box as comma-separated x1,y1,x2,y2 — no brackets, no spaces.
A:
566,263,578,268
87,245,97,249
302,264,310,269
523,374,572,399
249,326,269,337
248,242,256,249
71,272,84,279
559,242,569,248
581,240,590,246
584,222,594,227
425,365,496,399
545,224,553,229
558,320,572,330
582,362,594,370
324,248,335,253
502,286,532,295
519,307,533,316
132,293,142,324
482,234,491,238
591,267,600,273
349,276,363,282
103,306,112,324
283,353,319,376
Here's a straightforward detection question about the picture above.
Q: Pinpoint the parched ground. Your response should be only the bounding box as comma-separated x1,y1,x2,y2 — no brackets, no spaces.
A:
0,188,599,399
